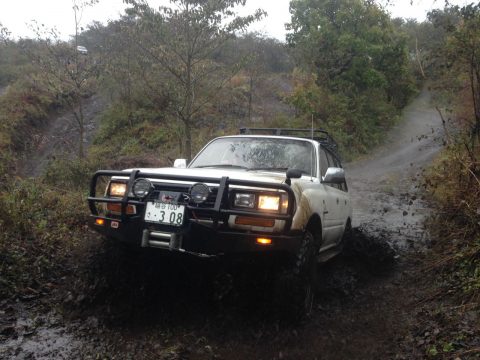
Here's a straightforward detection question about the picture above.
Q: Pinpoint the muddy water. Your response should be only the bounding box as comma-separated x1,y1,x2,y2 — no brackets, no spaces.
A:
347,89,443,250
0,302,82,359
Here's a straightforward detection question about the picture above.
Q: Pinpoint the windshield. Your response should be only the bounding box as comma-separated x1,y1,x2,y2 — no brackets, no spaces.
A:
189,137,316,176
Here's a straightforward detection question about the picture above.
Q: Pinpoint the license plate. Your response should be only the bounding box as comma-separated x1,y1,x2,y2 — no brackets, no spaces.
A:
144,202,185,226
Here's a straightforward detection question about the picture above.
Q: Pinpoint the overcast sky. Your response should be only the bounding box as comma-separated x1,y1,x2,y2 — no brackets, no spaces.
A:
0,0,472,41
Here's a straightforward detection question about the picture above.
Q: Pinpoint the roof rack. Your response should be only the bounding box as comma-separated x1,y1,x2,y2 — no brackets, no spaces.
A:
239,127,339,155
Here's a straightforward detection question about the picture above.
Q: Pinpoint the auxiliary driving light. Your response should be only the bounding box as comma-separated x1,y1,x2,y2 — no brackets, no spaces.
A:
132,178,153,199
190,183,210,204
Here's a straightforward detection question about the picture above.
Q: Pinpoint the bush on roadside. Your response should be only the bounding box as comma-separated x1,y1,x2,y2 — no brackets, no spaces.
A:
425,137,480,305
43,157,103,191
0,174,90,299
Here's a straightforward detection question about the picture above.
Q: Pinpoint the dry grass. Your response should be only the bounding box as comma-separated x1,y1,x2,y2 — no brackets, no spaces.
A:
424,137,480,307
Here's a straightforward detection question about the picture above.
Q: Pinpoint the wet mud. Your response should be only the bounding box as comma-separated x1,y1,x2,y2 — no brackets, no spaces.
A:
347,89,443,251
0,229,400,359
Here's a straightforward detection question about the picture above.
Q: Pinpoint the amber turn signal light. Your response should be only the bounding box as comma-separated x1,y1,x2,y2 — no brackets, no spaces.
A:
235,216,275,227
95,218,105,226
107,203,136,215
256,237,272,245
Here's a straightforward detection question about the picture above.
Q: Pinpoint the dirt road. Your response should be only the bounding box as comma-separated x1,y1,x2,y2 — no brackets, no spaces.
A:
0,89,446,359
18,95,107,177
348,89,443,249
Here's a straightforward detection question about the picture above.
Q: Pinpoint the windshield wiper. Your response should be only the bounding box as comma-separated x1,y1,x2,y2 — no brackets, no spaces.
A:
248,167,311,175
193,164,249,169
247,167,289,172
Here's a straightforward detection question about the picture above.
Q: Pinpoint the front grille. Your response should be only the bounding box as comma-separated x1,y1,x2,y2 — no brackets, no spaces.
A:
147,183,221,210
148,184,189,203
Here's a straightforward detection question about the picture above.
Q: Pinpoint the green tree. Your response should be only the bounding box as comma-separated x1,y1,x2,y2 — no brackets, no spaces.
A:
86,17,153,129
456,5,480,138
393,18,447,80
125,0,265,160
428,3,480,146
217,33,293,122
287,0,415,154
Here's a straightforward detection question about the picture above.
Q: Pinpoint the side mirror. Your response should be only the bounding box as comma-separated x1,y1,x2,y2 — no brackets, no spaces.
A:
285,168,302,186
173,159,187,168
322,167,345,184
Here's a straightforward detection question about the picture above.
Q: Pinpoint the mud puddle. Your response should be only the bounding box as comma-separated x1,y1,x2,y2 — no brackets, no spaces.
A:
0,301,81,359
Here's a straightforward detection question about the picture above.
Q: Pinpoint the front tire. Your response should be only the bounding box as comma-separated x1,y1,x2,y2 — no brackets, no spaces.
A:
274,229,318,321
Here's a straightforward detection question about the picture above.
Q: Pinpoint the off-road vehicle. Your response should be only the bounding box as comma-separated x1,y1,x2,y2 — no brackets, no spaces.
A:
88,128,352,317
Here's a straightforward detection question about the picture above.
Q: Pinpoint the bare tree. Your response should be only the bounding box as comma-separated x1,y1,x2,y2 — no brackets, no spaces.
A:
0,22,10,44
27,0,99,158
125,0,265,160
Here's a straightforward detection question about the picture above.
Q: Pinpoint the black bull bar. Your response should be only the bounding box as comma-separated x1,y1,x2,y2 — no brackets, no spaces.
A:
87,170,296,230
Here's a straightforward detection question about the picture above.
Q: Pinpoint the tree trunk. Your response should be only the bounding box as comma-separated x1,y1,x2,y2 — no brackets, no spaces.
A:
469,54,480,142
415,37,426,79
78,98,85,159
184,121,192,162
248,75,253,122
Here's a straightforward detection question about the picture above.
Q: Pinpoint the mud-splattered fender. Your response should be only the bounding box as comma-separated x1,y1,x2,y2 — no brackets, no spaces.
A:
290,180,326,232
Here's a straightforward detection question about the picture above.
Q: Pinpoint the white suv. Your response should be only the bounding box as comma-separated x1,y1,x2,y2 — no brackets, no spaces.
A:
88,128,352,317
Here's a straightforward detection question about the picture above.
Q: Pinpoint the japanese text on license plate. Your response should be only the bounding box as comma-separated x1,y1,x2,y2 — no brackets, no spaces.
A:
144,202,185,226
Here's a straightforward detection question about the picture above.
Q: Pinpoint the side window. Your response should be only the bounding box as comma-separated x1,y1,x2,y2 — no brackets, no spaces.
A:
332,156,348,192
319,148,330,177
325,151,337,168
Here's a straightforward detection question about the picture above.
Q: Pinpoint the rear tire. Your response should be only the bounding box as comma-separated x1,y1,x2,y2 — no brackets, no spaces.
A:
339,220,353,252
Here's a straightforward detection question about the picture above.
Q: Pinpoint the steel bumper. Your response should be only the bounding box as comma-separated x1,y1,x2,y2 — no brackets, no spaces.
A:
89,215,303,257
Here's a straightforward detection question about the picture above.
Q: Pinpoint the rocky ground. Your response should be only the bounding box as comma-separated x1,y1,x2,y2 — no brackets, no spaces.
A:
1,89,479,359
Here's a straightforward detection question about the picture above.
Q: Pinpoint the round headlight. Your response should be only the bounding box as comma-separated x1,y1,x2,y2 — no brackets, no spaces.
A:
190,183,210,204
132,178,152,199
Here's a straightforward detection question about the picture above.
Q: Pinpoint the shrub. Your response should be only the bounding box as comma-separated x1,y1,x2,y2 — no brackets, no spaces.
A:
425,138,480,305
0,178,89,298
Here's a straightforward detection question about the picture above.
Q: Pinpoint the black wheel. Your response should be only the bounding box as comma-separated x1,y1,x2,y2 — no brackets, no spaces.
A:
339,220,353,252
274,229,318,321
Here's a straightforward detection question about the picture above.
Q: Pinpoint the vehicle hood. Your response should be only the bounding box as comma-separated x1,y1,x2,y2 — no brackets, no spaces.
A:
122,167,288,185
